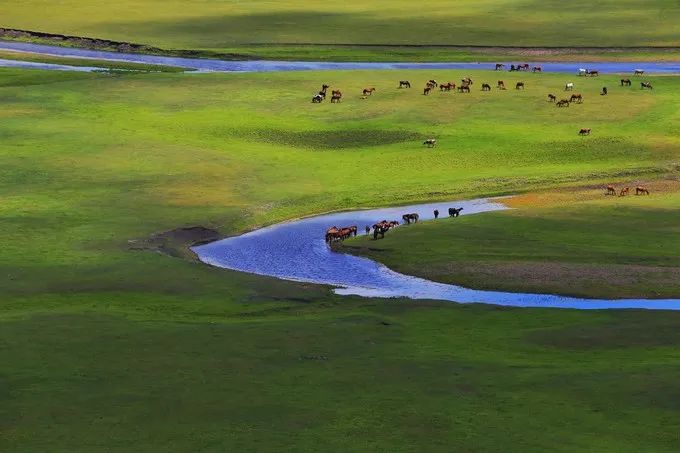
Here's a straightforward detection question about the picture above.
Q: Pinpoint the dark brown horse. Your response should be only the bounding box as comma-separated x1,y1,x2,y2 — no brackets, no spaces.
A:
516,81,525,90
481,83,491,91
548,94,557,102
641,82,653,90
619,187,630,197
556,99,570,107
448,207,463,217
606,185,616,196
579,128,591,136
532,66,542,72
636,186,650,195
423,87,432,95
402,213,420,224
363,87,376,96
620,78,632,86
495,63,505,71
457,85,470,93
497,80,506,90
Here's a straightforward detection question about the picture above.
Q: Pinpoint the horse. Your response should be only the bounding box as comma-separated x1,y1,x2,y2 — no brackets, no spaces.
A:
606,185,616,196
532,66,542,73
601,87,608,96
641,82,653,90
481,83,491,91
619,187,630,197
565,82,574,91
458,85,470,93
636,186,650,195
461,77,473,86
320,84,329,94
440,83,454,92
578,68,587,76
312,94,324,103
518,63,530,71
423,138,436,148
332,89,342,96
428,79,438,87
509,64,517,72
495,63,504,71
363,87,376,96
556,99,570,107
325,226,340,242
578,128,591,136
365,225,371,235
434,209,439,219
621,78,632,86
570,93,583,103
586,70,599,77
515,82,525,90
317,90,327,99
399,80,411,88
423,87,432,95
402,213,420,224
448,207,463,217
548,94,557,102
330,94,342,103
497,80,506,90
634,69,644,76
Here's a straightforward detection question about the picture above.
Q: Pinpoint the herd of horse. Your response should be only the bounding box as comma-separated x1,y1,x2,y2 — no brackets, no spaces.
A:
325,208,465,243
606,185,650,197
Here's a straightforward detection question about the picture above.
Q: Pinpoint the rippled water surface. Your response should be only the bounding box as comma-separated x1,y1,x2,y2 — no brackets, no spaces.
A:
194,199,680,310
2,41,680,74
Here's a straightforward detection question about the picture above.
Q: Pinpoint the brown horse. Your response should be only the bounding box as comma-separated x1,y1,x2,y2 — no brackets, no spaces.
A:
457,85,470,93
481,83,491,91
570,93,583,103
636,186,650,195
516,82,525,90
518,63,530,71
423,87,432,95
634,69,645,76
548,94,557,102
497,80,506,90
620,78,632,86
556,99,570,107
440,82,454,91
402,213,419,224
363,87,376,96
330,94,342,103
606,185,616,196
532,66,542,72
579,128,591,136
619,187,630,197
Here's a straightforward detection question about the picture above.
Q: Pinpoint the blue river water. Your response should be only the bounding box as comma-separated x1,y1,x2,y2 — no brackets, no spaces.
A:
193,199,680,310
2,40,680,74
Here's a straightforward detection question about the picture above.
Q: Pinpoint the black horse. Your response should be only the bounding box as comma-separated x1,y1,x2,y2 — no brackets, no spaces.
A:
448,207,463,217
399,80,411,88
434,209,439,219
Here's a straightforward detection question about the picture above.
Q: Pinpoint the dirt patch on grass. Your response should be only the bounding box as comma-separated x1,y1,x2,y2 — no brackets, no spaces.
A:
423,261,680,299
128,226,220,260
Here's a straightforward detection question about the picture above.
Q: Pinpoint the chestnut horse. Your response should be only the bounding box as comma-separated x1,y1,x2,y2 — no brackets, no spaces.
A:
606,185,616,196
579,128,591,136
619,187,630,197
363,87,376,96
636,186,650,195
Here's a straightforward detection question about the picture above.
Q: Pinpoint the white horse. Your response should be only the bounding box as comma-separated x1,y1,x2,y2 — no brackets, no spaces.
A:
311,94,324,103
578,68,587,76
565,82,574,91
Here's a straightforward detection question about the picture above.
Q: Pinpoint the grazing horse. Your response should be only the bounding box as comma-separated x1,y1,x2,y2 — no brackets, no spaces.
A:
312,94,324,103
578,68,587,76
448,207,463,217
515,81,525,90
619,187,630,197
423,87,432,95
423,138,436,148
461,77,473,86
565,82,574,91
518,63,530,71
586,70,599,77
641,82,653,90
509,64,517,72
570,93,583,103
636,186,650,195
481,83,491,91
621,78,632,86
331,89,341,96
399,80,411,88
532,66,542,73
556,99,570,107
440,82,455,91
495,63,505,71
497,80,506,89
363,87,376,96
548,94,557,102
578,128,591,136
606,185,616,195
428,79,438,87
330,93,342,103
402,213,420,224
458,85,470,93
634,69,644,76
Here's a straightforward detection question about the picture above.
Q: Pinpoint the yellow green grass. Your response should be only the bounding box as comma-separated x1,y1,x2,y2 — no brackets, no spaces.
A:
3,1,680,60
2,67,680,450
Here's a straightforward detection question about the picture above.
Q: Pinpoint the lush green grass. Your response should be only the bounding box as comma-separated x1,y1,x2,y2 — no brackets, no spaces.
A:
3,1,680,60
343,192,680,298
0,50,186,72
2,67,680,450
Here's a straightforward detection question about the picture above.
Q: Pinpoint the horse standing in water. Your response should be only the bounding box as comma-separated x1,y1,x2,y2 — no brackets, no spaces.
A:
448,207,463,217
434,209,439,219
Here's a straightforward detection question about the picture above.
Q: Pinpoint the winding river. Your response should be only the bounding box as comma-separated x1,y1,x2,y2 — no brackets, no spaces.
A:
2,41,680,74
193,199,680,310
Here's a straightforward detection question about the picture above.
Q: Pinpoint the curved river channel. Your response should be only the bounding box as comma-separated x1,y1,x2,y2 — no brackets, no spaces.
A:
2,41,680,74
193,199,680,310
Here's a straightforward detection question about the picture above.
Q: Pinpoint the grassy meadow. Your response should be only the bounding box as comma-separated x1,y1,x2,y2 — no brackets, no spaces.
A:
2,66,680,450
343,186,680,299
2,1,680,60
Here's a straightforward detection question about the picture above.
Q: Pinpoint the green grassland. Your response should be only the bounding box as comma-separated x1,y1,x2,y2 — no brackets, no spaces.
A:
2,67,680,450
343,192,680,299
2,1,680,60
0,50,186,72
